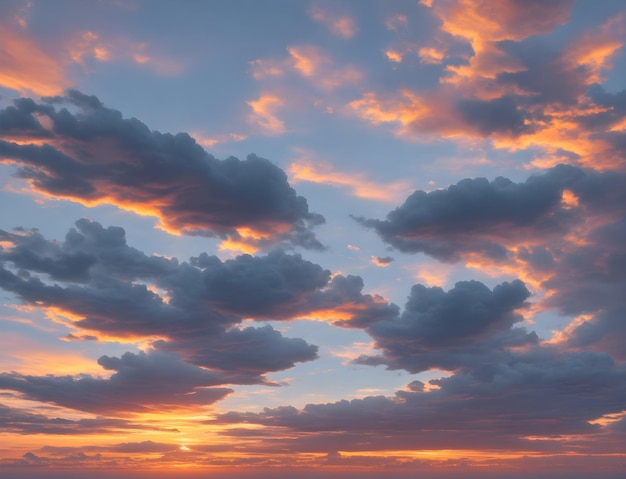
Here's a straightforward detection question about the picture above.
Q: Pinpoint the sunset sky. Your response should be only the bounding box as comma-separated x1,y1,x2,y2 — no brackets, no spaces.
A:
1,0,626,477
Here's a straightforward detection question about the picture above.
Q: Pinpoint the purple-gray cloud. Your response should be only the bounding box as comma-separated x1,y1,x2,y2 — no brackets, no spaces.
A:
0,90,324,250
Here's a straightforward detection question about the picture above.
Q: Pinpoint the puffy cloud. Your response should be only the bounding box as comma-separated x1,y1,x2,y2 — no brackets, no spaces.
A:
288,157,411,202
538,217,626,359
0,219,408,393
433,0,574,91
356,280,533,373
214,347,626,452
0,91,324,251
356,165,626,262
0,218,399,329
246,94,287,135
157,325,318,384
0,350,232,414
371,256,394,267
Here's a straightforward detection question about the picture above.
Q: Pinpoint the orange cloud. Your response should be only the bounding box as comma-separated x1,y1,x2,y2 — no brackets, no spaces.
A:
418,46,446,64
288,157,411,202
193,132,247,148
429,0,573,98
68,31,183,76
247,94,286,135
563,14,625,85
309,5,357,38
0,26,71,95
249,58,285,79
385,50,404,63
287,45,362,91
385,13,408,32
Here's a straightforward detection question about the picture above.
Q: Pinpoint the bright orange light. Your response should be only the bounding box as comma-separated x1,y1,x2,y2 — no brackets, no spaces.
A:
561,190,579,209
247,94,286,135
288,158,410,202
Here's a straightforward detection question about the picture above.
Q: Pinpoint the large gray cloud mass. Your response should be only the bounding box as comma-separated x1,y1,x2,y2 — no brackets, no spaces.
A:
0,90,324,250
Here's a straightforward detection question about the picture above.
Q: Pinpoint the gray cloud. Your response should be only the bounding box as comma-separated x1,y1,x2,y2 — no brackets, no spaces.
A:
356,165,626,261
0,350,232,414
214,346,626,452
456,96,529,136
0,91,324,250
355,280,534,373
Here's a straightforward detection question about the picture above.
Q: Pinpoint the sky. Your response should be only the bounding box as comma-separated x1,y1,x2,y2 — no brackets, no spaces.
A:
0,0,626,477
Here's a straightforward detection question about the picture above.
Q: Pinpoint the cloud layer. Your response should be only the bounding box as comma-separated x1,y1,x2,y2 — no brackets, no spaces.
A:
0,91,324,251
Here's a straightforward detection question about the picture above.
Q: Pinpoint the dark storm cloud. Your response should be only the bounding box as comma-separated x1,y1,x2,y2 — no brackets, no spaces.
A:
356,165,626,261
0,350,232,414
0,91,324,249
355,280,534,373
214,346,626,452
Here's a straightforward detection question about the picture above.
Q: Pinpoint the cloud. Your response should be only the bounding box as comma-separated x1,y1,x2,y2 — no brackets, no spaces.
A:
0,403,160,435
0,26,71,95
0,219,408,391
0,350,232,414
371,256,394,267
214,347,626,453
0,219,399,329
348,0,626,174
247,94,287,135
157,325,318,384
0,91,324,251
537,217,626,359
433,0,574,89
355,279,533,373
286,45,362,91
288,157,411,202
355,165,626,262
309,5,357,39
68,31,183,76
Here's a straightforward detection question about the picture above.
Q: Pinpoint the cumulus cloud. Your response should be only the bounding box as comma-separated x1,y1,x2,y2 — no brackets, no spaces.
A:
0,219,399,330
0,219,408,397
0,91,324,251
0,350,232,414
214,347,626,453
356,165,626,262
355,280,533,373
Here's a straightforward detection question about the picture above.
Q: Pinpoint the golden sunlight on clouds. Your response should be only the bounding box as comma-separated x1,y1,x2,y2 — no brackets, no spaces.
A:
246,94,286,135
0,332,105,376
309,5,357,38
564,15,625,84
385,50,404,63
418,46,446,64
68,31,183,76
288,157,411,202
0,26,70,95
